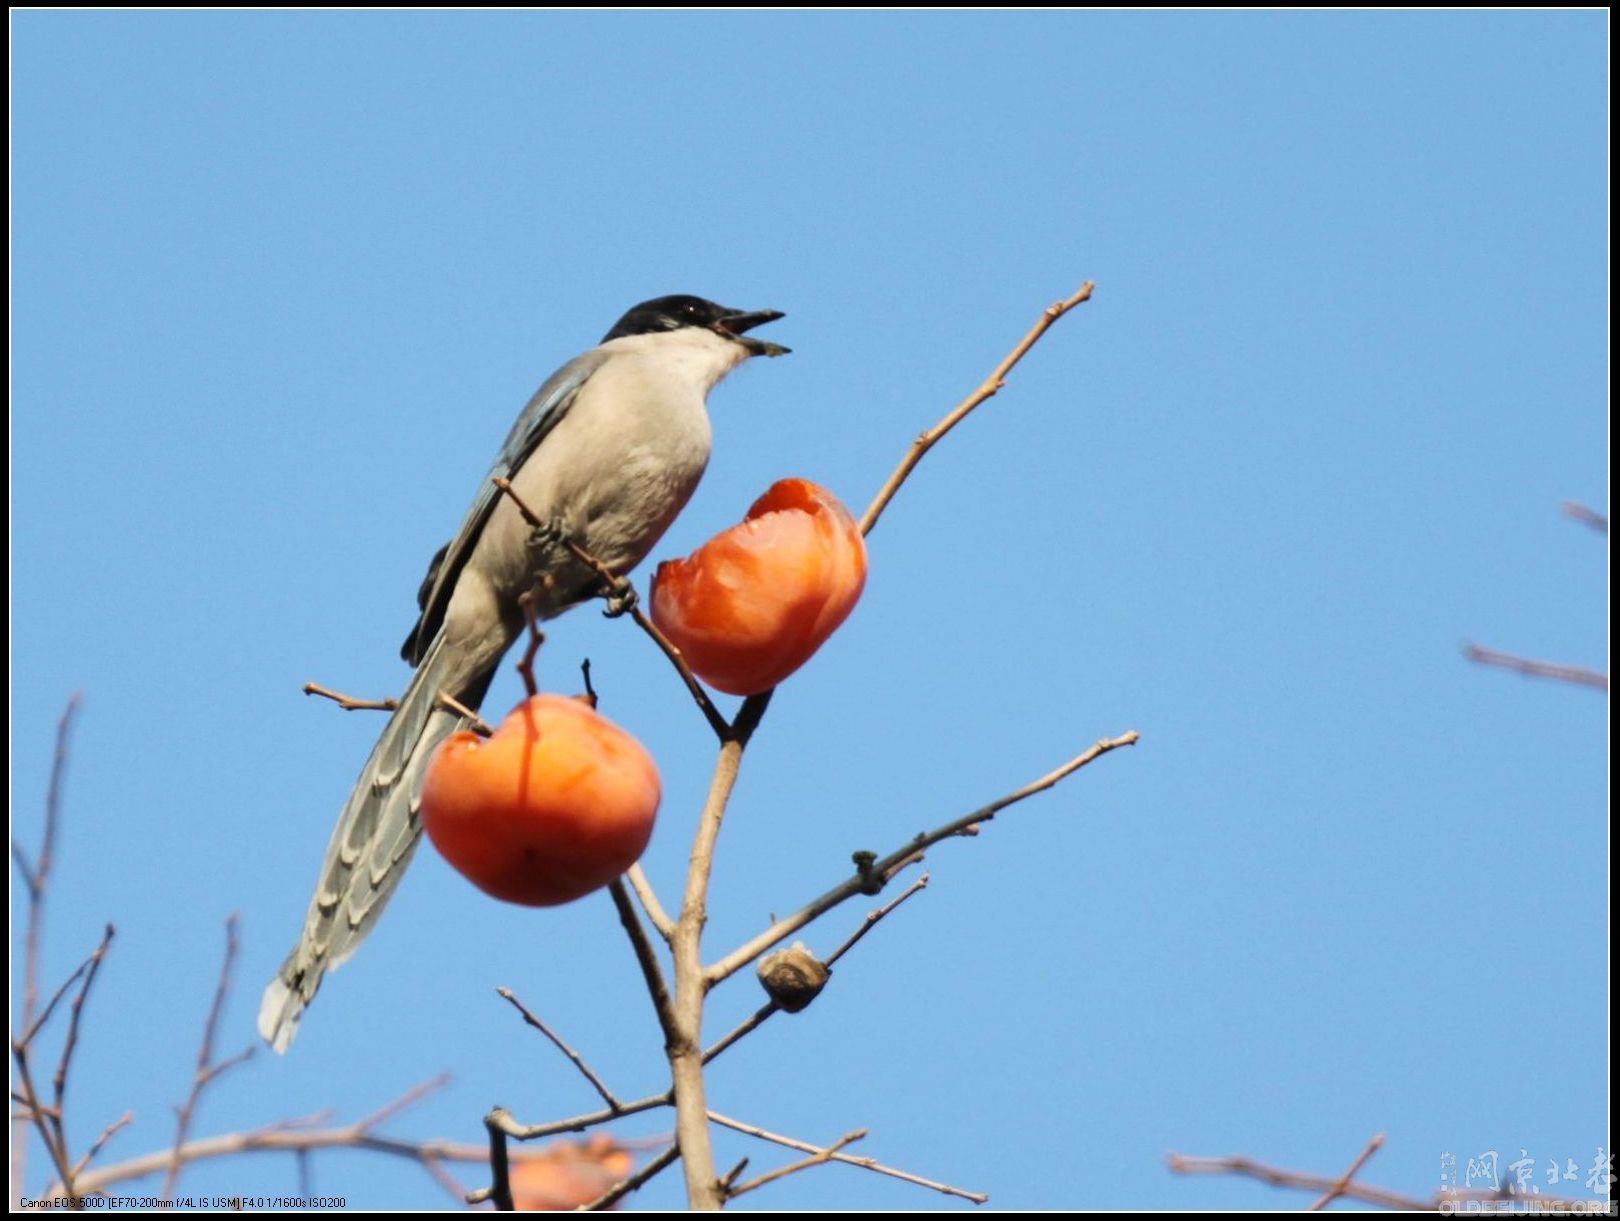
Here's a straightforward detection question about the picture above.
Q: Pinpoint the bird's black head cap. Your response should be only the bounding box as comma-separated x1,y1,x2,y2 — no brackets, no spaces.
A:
602,295,788,354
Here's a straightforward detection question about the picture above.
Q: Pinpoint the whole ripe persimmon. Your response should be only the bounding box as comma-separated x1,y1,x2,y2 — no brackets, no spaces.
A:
651,478,867,696
420,695,660,906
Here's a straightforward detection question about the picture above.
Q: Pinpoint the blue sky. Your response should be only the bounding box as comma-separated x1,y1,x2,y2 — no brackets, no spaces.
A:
12,11,1608,1211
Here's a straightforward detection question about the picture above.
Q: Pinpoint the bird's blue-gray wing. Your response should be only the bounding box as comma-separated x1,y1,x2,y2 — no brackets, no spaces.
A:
400,349,609,663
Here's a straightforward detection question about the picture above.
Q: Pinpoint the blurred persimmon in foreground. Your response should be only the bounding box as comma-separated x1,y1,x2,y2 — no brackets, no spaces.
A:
421,695,660,906
651,478,867,696
510,1134,636,1210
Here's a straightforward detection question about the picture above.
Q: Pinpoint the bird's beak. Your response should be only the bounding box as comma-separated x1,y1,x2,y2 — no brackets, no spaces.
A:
714,308,790,357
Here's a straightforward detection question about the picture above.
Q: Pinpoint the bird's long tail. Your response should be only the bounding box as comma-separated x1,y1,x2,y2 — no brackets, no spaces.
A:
259,632,493,1053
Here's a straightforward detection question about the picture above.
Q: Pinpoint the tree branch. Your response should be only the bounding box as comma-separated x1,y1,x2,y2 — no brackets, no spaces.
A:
1462,643,1608,691
859,282,1095,536
707,732,1139,986
164,914,254,1199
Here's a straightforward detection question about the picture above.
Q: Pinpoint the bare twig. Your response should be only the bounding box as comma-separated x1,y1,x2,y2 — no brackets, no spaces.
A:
1168,1149,1430,1211
486,1093,670,1144
606,881,679,1047
702,875,930,1067
164,914,254,1199
710,1110,986,1203
1562,500,1608,533
581,1142,682,1211
516,591,546,698
47,1078,468,1201
51,924,116,1155
436,691,496,734
708,733,1140,986
722,1129,867,1201
352,1073,450,1134
71,1111,132,1179
12,694,80,1207
302,682,398,712
1463,643,1608,691
627,863,676,942
1309,1132,1385,1210
491,475,730,739
495,988,622,1111
823,873,930,969
860,282,1094,536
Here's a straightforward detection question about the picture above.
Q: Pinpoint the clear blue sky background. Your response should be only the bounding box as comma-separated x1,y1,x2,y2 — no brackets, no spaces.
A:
12,11,1608,1211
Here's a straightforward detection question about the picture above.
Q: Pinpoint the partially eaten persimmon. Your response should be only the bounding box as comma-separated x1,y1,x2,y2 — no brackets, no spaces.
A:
651,478,867,696
421,695,660,907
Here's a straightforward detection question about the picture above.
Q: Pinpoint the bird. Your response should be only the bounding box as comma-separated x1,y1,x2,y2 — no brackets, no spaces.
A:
259,294,789,1052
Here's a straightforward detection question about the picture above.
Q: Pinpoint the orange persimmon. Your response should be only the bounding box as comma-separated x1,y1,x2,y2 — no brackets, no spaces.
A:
420,695,660,906
651,478,867,696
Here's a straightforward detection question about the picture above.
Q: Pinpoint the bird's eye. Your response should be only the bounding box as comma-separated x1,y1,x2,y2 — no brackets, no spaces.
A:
685,302,701,316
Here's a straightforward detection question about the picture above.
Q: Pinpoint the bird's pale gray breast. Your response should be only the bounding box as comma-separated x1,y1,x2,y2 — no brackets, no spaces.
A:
475,352,715,612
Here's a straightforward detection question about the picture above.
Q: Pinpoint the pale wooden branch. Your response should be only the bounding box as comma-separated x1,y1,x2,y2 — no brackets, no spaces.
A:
627,863,676,942
606,880,679,1048
722,1129,867,1202
707,732,1140,986
1463,643,1608,691
435,691,496,735
709,1110,987,1204
11,694,80,1208
487,1092,671,1144
496,988,622,1111
1309,1132,1385,1211
163,914,254,1199
302,681,398,712
1168,1149,1431,1210
55,1080,480,1202
859,282,1095,536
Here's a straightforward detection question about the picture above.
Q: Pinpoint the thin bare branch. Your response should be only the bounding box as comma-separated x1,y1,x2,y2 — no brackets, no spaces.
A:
823,873,930,969
51,925,116,1149
1463,643,1608,691
164,914,253,1199
606,881,678,1047
436,690,496,734
1309,1132,1386,1211
722,1129,867,1201
486,1092,670,1144
708,732,1140,986
12,694,81,1207
302,681,398,712
626,863,676,942
59,1098,506,1203
581,1142,682,1211
71,1112,133,1179
709,1110,987,1204
515,591,546,698
491,474,730,739
702,875,931,1067
496,989,622,1111
1562,500,1608,533
352,1073,450,1134
860,282,1094,536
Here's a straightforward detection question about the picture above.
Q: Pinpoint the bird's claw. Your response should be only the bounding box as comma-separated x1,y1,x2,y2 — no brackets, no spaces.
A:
526,516,570,552
602,583,639,619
